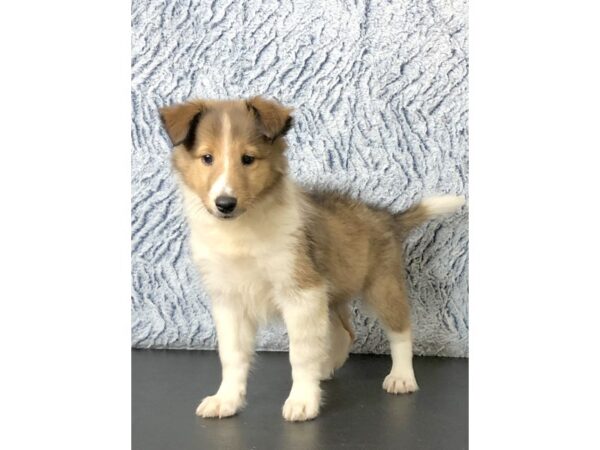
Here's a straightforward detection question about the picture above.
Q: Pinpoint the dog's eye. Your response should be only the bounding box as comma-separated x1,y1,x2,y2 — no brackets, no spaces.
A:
201,154,213,166
241,155,255,166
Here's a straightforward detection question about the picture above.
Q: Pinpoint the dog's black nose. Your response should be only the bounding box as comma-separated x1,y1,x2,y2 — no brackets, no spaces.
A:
215,196,237,214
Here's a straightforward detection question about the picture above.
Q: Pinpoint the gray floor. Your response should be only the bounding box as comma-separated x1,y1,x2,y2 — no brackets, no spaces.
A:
132,350,468,450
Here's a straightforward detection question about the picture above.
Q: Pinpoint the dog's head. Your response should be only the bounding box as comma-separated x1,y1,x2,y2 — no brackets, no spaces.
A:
160,97,293,219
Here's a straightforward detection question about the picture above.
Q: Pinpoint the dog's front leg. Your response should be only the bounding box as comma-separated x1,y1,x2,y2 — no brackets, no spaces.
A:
278,286,330,422
196,298,257,418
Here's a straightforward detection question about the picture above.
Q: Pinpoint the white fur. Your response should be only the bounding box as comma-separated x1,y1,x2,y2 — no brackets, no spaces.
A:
196,299,257,418
277,286,330,421
321,310,352,380
421,195,466,218
208,113,234,202
382,329,419,394
208,173,229,202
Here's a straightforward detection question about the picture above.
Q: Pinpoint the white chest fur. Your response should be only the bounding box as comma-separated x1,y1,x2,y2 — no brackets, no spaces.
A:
179,179,304,322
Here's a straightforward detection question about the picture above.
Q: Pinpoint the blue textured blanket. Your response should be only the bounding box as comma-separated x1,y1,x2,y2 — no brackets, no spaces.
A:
131,0,468,357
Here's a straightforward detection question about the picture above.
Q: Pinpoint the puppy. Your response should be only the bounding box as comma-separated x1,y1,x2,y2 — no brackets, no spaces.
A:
159,97,465,422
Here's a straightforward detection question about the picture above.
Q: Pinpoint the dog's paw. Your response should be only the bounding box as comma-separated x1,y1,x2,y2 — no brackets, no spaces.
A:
282,390,320,422
195,394,243,418
383,373,419,394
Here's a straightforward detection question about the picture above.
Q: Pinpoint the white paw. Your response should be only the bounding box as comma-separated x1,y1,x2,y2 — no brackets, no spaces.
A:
282,390,320,422
383,373,419,394
195,394,243,418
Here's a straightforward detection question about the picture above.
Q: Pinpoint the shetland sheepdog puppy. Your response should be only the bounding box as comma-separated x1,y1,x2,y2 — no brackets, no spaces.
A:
159,97,465,422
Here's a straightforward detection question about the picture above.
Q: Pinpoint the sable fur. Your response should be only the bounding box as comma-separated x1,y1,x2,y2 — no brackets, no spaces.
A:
160,96,465,421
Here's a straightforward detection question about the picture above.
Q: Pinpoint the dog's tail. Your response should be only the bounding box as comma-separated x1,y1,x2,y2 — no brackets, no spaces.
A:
393,195,466,236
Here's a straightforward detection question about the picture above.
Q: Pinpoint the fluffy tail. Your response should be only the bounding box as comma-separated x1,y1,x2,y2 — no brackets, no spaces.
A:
394,195,466,236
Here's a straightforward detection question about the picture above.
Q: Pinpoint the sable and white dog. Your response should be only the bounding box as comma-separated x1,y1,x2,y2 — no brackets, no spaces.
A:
159,97,465,422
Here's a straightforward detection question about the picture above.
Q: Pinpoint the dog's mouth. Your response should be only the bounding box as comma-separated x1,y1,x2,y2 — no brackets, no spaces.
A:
211,209,245,220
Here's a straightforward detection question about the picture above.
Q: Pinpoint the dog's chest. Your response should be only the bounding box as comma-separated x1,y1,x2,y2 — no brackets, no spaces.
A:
189,221,299,300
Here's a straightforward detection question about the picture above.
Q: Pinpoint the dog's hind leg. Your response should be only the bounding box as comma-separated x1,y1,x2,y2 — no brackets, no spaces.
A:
364,270,419,394
321,302,354,380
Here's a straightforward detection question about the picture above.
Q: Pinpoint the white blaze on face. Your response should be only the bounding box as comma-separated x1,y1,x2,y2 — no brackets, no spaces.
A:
209,113,234,203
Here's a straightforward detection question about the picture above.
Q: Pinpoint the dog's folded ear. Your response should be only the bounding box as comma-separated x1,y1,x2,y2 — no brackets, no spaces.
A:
159,100,206,149
246,96,293,142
